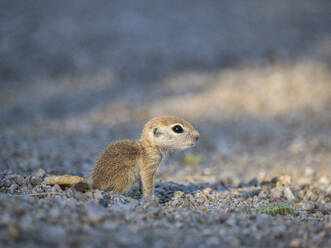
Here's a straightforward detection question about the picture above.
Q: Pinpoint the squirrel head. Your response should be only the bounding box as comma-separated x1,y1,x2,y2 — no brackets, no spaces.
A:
140,116,199,151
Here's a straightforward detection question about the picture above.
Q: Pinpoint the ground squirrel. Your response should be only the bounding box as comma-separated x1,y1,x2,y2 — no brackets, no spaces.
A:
81,116,199,196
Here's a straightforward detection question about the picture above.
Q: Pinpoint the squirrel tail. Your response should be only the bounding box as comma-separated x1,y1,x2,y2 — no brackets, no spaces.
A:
44,175,91,192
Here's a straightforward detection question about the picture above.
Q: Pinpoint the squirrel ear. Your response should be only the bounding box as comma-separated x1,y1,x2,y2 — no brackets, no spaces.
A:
153,127,161,137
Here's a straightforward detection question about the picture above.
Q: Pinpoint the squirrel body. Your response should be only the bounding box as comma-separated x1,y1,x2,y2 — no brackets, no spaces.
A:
78,116,199,196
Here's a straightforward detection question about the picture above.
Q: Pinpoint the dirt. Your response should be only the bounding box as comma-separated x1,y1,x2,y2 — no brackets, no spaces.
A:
1,1,330,247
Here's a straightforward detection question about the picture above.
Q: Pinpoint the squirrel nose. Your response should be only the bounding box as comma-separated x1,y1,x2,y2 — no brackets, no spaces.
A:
193,131,200,141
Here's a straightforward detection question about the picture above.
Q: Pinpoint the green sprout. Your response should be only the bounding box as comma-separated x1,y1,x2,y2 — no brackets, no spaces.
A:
259,203,295,216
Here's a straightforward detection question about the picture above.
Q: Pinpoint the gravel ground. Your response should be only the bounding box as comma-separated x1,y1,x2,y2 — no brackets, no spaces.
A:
1,1,331,247
0,169,330,248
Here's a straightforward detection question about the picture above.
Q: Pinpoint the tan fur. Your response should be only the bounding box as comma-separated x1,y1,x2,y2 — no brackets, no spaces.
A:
91,116,199,196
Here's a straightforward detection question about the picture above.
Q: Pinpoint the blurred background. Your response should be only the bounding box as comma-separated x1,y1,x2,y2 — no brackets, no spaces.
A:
1,0,331,183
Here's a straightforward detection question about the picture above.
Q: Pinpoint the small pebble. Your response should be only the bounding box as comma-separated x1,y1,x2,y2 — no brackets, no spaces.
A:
289,238,302,248
304,167,316,177
93,190,103,201
270,187,283,199
52,184,63,193
9,184,18,194
7,225,20,239
219,212,230,223
248,178,259,187
319,176,329,185
35,168,46,179
296,201,316,211
277,175,291,187
86,209,106,224
284,187,297,201
15,175,24,186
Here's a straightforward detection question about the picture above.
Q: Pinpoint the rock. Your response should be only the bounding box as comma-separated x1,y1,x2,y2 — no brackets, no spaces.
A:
30,176,41,186
289,140,305,154
270,177,278,187
304,190,318,201
173,191,185,198
45,226,66,240
304,167,316,177
270,187,283,199
52,184,63,193
296,201,316,211
219,212,230,223
32,185,44,194
318,176,329,186
86,207,106,224
9,184,18,194
7,225,20,239
258,190,267,198
14,175,24,186
256,214,271,227
0,179,7,188
324,202,331,211
22,176,31,186
73,191,90,201
99,195,110,208
326,185,331,194
260,181,271,192
277,175,291,187
35,168,46,179
284,187,297,201
289,238,302,248
93,190,103,201
298,177,311,186
226,216,237,226
20,186,29,193
206,237,220,246
49,208,61,218
202,187,212,194
220,176,233,186
248,178,259,187
238,182,249,188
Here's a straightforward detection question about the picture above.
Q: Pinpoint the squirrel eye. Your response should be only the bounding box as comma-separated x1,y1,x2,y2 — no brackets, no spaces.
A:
172,125,184,133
